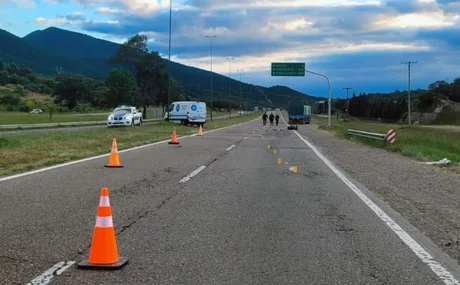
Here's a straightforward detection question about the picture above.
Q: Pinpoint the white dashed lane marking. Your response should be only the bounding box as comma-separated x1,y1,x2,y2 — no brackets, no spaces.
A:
179,166,206,183
225,145,236,151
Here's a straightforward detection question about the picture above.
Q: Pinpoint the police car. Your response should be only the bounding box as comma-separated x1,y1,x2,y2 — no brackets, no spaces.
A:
107,105,143,127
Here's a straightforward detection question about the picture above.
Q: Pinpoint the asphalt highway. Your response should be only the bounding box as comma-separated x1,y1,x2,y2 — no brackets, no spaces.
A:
1,115,459,284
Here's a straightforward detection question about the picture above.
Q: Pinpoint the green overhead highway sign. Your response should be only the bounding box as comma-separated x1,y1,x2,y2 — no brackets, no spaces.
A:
271,62,305,76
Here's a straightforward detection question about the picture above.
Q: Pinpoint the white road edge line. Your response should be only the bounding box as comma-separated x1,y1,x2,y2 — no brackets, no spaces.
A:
292,130,460,285
179,165,206,183
26,261,75,285
225,145,236,151
0,117,260,183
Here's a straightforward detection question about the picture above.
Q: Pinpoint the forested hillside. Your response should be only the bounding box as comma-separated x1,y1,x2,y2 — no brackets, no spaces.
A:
0,27,318,109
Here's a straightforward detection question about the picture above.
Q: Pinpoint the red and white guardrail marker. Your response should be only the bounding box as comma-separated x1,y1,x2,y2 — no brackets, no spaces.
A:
387,129,396,144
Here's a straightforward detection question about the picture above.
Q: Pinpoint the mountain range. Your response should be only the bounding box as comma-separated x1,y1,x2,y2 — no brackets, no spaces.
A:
0,27,322,107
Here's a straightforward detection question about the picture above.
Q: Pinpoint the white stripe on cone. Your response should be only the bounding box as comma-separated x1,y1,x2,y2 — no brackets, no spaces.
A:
95,216,114,228
99,196,110,207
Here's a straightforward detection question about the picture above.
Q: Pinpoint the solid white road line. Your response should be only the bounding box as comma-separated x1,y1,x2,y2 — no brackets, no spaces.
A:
26,261,75,285
225,145,236,151
179,166,206,183
285,112,460,284
0,117,260,183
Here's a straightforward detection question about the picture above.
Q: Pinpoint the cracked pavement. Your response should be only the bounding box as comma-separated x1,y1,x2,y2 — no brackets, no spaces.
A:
1,119,459,284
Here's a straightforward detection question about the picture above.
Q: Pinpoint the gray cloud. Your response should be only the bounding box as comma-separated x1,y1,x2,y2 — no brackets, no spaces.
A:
56,0,460,94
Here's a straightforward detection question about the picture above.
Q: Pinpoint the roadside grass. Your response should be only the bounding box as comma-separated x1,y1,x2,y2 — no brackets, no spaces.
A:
0,108,239,125
0,112,109,124
0,112,260,176
311,115,460,172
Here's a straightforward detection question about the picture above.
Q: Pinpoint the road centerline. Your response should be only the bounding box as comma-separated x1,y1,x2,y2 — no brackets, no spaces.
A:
179,166,206,183
26,261,75,285
225,145,236,151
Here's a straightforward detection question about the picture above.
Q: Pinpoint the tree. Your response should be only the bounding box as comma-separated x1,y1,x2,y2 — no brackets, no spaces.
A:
428,80,450,97
47,102,58,122
109,34,168,119
0,60,3,71
17,64,33,77
0,71,7,85
6,63,18,76
348,94,359,117
449,78,460,103
417,92,436,113
104,68,138,107
54,74,94,109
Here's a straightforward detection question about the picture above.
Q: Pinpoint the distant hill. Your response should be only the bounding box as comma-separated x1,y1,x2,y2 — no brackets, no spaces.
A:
0,29,108,78
24,27,120,60
0,27,321,107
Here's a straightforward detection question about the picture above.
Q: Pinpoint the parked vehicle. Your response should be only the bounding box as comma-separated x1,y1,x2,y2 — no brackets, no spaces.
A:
288,105,311,124
107,105,142,127
164,101,207,126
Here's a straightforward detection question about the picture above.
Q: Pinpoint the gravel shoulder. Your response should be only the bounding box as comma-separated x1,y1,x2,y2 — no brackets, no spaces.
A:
297,124,460,265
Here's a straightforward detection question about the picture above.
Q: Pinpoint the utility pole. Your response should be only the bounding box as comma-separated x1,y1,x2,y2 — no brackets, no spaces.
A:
206,35,217,121
343,87,353,120
226,57,234,118
401,61,417,126
167,0,172,122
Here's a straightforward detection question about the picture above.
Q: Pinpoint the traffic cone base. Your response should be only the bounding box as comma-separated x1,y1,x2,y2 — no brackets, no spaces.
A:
104,164,124,168
78,187,128,271
77,256,128,270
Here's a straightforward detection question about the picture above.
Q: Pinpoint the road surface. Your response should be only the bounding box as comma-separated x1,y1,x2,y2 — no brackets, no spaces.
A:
0,112,243,137
1,115,460,285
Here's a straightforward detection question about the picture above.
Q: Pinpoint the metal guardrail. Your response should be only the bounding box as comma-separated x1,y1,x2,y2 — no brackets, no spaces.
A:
0,111,250,130
0,118,162,130
347,129,387,141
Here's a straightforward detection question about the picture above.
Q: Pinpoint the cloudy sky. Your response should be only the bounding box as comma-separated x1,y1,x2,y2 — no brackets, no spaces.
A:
1,0,460,98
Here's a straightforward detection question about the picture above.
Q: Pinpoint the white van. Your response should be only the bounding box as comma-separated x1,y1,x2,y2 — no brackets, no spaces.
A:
164,101,207,126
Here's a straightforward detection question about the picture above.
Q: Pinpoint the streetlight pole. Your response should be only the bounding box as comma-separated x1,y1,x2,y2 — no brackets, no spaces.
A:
306,70,332,127
343,87,353,120
226,57,234,118
237,69,243,114
401,61,417,126
206,35,217,121
167,0,172,121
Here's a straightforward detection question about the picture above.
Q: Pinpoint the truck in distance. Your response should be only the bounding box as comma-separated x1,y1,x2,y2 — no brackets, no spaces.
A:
288,105,311,124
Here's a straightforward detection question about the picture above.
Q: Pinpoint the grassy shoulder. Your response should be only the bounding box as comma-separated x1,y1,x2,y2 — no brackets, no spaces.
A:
0,112,110,124
0,108,236,125
311,115,460,172
0,113,260,176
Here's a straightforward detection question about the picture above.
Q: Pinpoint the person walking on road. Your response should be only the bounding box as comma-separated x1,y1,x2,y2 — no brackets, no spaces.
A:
275,113,280,126
262,112,268,126
269,113,274,126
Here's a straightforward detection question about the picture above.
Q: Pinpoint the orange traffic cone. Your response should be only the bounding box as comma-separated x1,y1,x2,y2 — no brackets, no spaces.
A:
77,187,128,270
105,138,123,168
168,127,180,145
197,125,203,136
